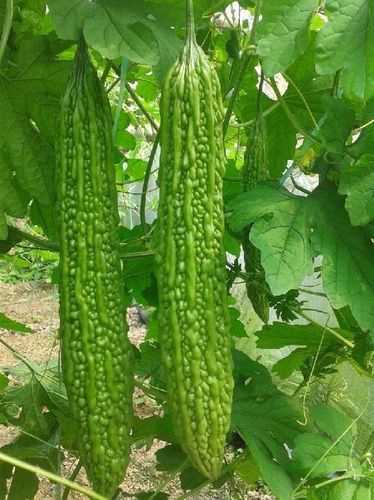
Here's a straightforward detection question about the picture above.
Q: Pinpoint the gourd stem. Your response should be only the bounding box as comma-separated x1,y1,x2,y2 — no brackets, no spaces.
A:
223,0,263,136
140,130,160,234
0,452,105,500
0,0,13,65
61,460,83,500
186,0,196,47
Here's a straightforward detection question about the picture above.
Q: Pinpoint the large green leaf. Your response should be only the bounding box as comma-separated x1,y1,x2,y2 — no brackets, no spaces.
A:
232,351,305,500
83,1,159,64
142,0,230,28
338,154,374,226
256,0,320,76
307,477,374,500
7,469,39,500
47,0,181,67
229,183,313,293
310,187,374,333
289,405,361,478
315,0,374,102
0,34,70,239
318,98,356,154
266,105,297,177
228,183,374,333
255,322,352,378
46,0,92,40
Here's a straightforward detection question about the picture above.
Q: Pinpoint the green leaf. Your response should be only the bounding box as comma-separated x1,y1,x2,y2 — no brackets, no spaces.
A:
46,0,92,40
115,130,136,151
315,0,374,102
0,371,61,466
308,477,374,500
224,230,240,257
7,468,39,500
0,463,12,500
180,466,206,491
125,159,148,180
266,105,297,178
229,305,247,338
233,454,260,485
350,99,374,159
339,154,374,226
135,341,165,394
223,160,243,203
84,5,159,64
136,80,159,103
133,415,175,445
255,322,351,378
318,98,356,154
233,350,278,396
142,0,225,28
3,377,55,438
232,351,305,499
136,493,168,500
229,184,313,293
0,34,70,238
29,201,59,243
309,186,374,333
317,362,374,456
0,373,8,392
0,313,33,333
256,0,320,76
155,444,187,472
247,438,294,500
257,322,330,349
0,227,23,254
48,0,180,67
289,405,360,478
229,183,374,333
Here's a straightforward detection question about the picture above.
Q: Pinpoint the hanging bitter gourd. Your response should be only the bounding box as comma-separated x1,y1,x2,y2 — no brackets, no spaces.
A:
56,38,133,497
242,78,270,323
155,0,233,479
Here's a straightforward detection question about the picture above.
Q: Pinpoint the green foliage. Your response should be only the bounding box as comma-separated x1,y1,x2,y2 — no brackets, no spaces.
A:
339,154,374,226
0,313,33,333
232,351,306,499
315,0,374,102
0,35,70,239
0,0,373,498
47,0,181,72
0,247,59,284
290,405,361,479
257,0,320,76
229,183,374,333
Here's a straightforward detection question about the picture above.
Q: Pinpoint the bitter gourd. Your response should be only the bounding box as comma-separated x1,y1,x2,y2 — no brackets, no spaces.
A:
56,38,133,497
155,0,233,479
242,80,270,324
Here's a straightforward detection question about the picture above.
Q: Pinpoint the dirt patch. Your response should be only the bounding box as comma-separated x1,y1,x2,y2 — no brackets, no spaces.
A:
0,282,274,499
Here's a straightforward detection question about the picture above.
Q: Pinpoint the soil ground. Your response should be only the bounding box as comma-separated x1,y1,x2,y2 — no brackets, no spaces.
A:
0,282,274,500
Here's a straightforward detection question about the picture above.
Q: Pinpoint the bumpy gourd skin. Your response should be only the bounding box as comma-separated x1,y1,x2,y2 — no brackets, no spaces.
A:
56,40,133,497
242,112,270,324
155,29,234,479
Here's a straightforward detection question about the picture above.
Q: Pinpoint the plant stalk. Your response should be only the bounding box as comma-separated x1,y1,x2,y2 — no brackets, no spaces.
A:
140,130,160,234
0,0,13,65
0,453,105,500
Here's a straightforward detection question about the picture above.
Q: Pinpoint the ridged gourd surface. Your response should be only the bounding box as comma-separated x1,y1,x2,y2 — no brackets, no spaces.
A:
56,40,133,497
155,30,234,479
242,112,270,324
